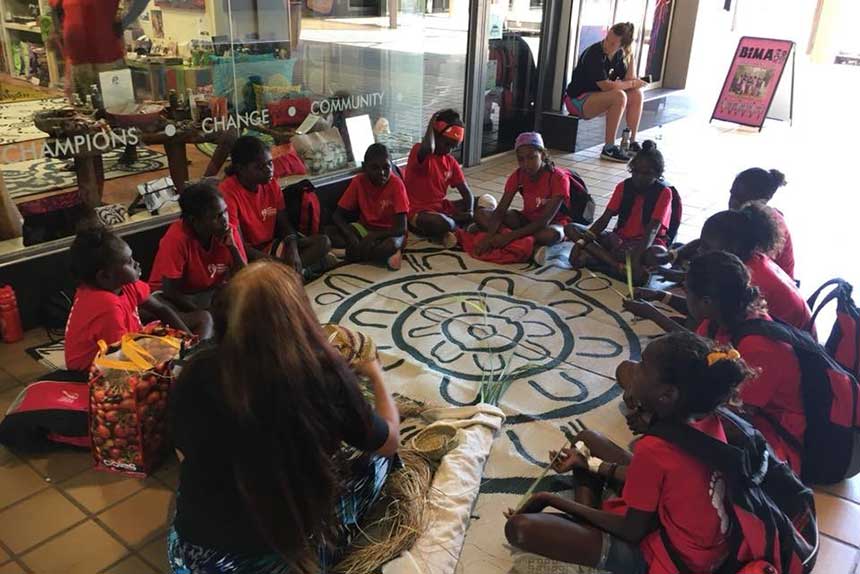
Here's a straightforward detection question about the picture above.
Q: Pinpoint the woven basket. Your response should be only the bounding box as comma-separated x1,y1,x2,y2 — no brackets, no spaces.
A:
411,424,460,461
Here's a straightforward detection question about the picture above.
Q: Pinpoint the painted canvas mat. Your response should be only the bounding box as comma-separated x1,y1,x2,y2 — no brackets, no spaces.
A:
306,247,663,573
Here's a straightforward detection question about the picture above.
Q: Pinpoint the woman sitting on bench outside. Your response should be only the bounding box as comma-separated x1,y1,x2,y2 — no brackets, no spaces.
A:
565,22,647,163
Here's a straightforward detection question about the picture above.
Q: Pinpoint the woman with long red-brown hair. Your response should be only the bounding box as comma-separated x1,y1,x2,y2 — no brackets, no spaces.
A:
168,261,400,573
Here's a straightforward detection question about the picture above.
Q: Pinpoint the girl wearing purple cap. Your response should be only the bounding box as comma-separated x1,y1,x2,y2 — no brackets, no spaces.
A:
473,132,571,264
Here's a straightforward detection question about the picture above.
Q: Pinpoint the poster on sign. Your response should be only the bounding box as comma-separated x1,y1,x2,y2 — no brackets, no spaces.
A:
712,37,795,130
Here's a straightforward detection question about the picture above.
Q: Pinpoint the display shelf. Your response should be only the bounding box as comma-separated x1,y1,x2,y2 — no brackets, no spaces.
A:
0,0,61,86
4,22,42,33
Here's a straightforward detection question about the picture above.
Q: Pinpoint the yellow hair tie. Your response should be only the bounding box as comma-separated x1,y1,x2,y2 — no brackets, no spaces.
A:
707,349,741,366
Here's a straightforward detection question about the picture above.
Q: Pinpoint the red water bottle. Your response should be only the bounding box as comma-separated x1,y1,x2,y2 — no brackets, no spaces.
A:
0,285,24,343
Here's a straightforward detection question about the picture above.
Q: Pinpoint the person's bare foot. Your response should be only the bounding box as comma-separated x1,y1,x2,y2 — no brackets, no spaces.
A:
386,251,402,271
568,248,586,269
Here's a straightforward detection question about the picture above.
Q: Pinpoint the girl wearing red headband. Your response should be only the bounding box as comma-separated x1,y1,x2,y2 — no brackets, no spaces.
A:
404,109,475,248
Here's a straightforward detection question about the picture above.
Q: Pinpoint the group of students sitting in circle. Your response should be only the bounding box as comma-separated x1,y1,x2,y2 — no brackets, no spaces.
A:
58,104,842,574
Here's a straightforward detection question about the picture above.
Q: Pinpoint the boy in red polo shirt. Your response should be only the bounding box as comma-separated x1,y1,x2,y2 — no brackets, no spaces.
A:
149,182,247,312
405,109,474,248
64,228,210,372
329,144,409,270
566,140,671,284
220,136,331,279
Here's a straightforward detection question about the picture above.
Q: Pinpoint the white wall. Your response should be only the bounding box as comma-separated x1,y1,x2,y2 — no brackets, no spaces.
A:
683,0,817,106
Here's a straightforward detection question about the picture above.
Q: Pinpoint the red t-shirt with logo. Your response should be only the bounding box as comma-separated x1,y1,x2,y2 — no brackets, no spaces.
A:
404,144,466,216
338,173,409,230
607,182,672,245
769,208,795,279
503,167,571,224
220,169,291,252
148,220,247,294
51,0,124,65
745,252,812,333
697,314,805,474
603,415,731,574
64,280,150,371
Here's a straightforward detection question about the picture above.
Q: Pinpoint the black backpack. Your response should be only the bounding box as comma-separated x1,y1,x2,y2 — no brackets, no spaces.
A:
806,279,860,379
563,168,595,225
615,178,683,243
649,408,818,574
732,318,860,484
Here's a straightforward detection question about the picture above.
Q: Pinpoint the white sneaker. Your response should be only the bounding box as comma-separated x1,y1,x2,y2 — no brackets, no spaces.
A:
441,231,458,249
477,193,498,210
533,245,548,266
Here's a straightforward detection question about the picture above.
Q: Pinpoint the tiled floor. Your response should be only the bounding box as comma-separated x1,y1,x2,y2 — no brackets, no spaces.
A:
0,111,858,573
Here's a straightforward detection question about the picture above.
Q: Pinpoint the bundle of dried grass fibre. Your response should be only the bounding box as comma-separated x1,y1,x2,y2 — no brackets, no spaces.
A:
334,449,434,574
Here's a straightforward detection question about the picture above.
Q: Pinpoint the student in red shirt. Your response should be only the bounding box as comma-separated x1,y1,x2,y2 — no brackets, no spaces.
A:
48,0,147,100
627,203,813,334
699,205,812,333
149,182,247,312
473,132,571,265
64,228,210,372
405,109,474,248
688,252,806,474
624,251,806,474
728,168,794,279
566,141,672,284
328,144,409,270
505,330,750,574
220,136,331,279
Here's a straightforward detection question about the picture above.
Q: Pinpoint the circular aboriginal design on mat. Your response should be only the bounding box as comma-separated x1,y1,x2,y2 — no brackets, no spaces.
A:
393,292,574,382
311,259,641,425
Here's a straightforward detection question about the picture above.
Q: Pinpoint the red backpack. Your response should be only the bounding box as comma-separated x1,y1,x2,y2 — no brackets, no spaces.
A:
615,178,683,244
732,318,860,484
282,178,321,236
563,169,595,225
807,279,859,379
0,372,90,450
649,408,818,574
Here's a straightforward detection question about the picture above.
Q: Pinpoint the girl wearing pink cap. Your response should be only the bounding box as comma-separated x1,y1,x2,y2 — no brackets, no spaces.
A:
473,132,571,265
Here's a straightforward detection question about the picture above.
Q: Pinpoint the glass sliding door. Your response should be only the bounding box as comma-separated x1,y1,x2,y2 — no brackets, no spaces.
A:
568,0,674,89
480,0,545,156
612,0,646,52
638,0,673,84
576,0,613,59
